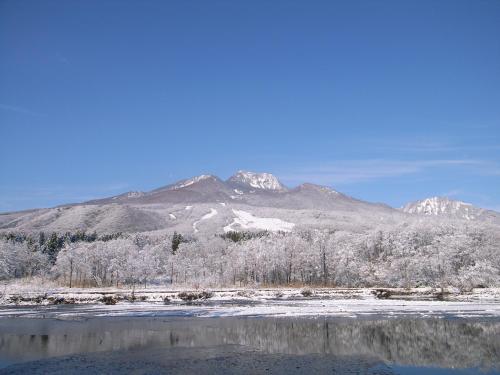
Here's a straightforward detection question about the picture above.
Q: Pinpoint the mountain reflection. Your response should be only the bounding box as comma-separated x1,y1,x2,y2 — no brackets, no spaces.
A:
0,317,498,370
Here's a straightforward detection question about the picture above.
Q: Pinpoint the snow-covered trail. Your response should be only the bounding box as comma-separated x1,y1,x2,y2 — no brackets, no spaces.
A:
192,208,218,233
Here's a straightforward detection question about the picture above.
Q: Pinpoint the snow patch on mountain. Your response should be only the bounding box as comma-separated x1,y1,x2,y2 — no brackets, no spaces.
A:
298,183,340,195
224,209,295,232
112,191,145,200
229,171,286,191
169,214,176,220
126,191,145,198
170,175,215,190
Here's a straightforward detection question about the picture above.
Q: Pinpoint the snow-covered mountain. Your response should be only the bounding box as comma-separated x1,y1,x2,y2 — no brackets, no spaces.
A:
401,196,499,222
227,171,287,191
1,171,499,234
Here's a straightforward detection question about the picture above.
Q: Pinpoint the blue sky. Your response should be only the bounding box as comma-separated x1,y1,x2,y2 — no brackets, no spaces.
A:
1,0,499,212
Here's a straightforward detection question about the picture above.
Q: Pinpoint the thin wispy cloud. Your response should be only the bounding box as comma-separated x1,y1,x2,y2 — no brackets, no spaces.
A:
357,136,500,154
366,139,459,153
0,103,46,117
279,159,495,186
0,183,129,212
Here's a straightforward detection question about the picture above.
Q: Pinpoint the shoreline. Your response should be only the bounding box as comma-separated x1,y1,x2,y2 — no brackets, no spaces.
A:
1,285,500,306
0,289,499,320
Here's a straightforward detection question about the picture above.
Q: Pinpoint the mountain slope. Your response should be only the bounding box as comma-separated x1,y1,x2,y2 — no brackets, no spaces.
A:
1,172,498,234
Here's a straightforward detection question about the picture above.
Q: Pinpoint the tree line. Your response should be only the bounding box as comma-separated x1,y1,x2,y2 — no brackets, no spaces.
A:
0,221,499,291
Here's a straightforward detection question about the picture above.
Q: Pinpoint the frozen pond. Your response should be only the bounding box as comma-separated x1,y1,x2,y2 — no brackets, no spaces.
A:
0,307,499,374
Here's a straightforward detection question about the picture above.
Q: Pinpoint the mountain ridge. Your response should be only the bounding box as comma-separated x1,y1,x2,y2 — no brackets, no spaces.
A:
1,171,498,234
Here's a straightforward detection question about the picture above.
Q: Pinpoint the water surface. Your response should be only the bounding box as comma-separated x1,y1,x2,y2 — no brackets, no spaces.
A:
0,313,498,374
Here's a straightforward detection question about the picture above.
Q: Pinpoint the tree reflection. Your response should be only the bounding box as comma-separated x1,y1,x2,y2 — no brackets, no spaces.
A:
0,317,498,370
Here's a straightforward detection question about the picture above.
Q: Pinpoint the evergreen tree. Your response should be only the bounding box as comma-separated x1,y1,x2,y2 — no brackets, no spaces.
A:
171,232,183,254
45,232,63,264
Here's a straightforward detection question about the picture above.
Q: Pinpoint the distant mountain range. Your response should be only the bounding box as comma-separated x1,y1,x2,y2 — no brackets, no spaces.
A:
1,171,498,234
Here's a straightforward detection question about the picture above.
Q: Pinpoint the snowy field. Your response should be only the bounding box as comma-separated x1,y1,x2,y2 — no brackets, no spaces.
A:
223,209,295,232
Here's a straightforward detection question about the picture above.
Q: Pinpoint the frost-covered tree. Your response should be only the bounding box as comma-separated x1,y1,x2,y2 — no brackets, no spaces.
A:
2,218,498,289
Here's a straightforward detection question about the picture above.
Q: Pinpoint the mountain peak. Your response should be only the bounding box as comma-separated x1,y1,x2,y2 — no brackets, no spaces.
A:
228,170,287,191
169,174,219,190
402,196,477,219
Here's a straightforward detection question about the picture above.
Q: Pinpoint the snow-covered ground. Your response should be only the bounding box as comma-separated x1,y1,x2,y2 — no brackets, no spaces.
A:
223,209,295,232
1,287,499,320
1,297,500,320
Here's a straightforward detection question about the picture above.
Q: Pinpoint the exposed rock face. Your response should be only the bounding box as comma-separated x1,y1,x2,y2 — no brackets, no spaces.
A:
227,170,287,191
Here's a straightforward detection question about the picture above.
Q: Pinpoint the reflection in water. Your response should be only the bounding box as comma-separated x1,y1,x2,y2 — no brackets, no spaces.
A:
0,317,499,371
